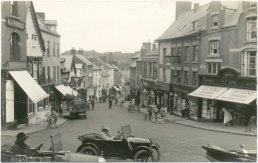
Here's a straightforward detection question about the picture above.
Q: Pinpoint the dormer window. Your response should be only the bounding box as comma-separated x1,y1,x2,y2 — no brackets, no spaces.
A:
211,14,218,27
191,21,196,31
246,17,257,40
10,1,18,17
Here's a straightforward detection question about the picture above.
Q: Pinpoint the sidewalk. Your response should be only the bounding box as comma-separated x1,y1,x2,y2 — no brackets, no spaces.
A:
1,118,67,137
138,107,256,137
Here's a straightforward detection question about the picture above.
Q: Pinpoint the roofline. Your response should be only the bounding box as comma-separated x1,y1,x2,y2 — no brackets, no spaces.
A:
37,15,61,37
155,30,202,42
30,2,46,52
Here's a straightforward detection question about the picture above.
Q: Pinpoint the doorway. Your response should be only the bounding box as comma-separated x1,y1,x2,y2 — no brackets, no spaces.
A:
14,81,27,124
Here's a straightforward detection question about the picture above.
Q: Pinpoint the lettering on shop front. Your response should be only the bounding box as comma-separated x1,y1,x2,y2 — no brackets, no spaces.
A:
6,17,25,30
221,80,236,87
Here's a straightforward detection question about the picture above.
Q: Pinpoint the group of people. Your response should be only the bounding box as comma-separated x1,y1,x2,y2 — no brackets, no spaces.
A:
144,103,167,124
45,109,58,129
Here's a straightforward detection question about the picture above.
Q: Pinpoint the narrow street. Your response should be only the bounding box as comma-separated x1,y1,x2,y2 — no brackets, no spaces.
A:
2,102,256,162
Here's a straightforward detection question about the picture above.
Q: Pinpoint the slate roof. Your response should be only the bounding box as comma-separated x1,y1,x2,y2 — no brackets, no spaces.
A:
61,55,74,72
156,1,241,41
75,54,93,65
36,14,61,37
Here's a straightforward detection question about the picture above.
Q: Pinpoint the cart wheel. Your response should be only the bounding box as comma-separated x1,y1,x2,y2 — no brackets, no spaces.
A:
79,146,98,155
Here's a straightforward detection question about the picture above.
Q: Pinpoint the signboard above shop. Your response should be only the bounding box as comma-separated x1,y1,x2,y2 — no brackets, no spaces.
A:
6,17,25,30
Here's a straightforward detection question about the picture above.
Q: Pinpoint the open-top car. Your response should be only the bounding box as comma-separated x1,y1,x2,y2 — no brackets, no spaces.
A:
76,125,160,162
1,133,105,162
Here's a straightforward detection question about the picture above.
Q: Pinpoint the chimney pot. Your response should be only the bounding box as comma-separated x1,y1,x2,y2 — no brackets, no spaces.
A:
193,3,199,12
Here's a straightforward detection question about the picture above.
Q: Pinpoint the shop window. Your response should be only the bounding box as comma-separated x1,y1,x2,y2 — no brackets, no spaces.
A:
207,62,221,75
171,47,175,56
28,100,35,115
184,46,189,62
47,66,51,82
209,40,219,55
193,45,198,62
241,50,256,76
10,1,18,17
10,33,21,61
246,17,257,40
211,14,218,28
184,71,189,85
192,72,197,86
162,69,166,82
38,100,44,110
32,62,38,80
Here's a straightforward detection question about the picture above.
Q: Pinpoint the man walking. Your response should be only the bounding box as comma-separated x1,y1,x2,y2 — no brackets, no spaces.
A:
109,98,113,109
91,97,95,110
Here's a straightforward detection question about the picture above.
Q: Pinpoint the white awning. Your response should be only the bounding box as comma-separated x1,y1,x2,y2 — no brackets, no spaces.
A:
9,71,49,103
113,86,120,91
188,85,228,99
216,88,257,104
65,86,79,96
55,85,67,96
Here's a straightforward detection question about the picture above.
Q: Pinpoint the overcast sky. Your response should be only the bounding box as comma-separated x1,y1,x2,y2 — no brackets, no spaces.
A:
34,0,210,53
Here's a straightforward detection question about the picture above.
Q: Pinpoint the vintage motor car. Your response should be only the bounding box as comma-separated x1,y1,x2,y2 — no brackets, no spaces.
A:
63,95,88,119
202,144,256,162
1,133,106,162
76,125,161,162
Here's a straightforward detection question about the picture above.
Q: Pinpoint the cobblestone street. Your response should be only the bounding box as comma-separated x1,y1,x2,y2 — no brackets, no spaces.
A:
2,102,256,162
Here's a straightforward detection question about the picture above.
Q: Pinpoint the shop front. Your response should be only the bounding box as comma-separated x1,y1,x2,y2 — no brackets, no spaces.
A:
171,84,197,119
141,79,157,106
156,81,171,109
189,68,257,124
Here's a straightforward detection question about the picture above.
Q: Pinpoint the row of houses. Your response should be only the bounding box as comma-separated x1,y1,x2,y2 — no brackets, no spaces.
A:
130,1,257,125
59,49,123,102
1,1,62,128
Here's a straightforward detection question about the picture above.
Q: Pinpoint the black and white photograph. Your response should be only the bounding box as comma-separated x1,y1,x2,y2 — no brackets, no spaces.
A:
1,0,257,162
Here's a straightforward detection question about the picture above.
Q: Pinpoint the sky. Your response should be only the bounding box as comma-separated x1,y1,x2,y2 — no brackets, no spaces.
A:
33,0,211,53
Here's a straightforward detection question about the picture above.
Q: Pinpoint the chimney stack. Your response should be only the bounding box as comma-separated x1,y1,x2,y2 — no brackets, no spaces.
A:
36,12,45,21
193,3,199,12
175,1,192,20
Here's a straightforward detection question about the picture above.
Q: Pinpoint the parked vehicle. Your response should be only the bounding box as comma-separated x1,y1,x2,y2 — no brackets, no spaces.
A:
1,133,106,162
63,95,88,119
76,125,160,162
202,144,256,162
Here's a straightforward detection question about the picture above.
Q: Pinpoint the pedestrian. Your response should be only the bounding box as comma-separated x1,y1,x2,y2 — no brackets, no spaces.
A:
109,98,113,109
50,109,58,128
152,104,158,123
221,107,233,126
99,96,102,103
91,98,95,110
185,100,190,120
11,132,32,156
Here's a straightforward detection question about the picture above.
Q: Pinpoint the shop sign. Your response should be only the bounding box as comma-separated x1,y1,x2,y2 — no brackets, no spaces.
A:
156,82,170,91
159,64,170,69
6,17,25,30
142,80,155,88
201,77,256,90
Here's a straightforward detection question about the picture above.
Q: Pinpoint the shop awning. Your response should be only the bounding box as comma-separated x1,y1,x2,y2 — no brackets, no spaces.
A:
188,85,228,99
113,86,120,91
55,85,68,96
9,71,49,103
216,88,257,104
65,86,79,96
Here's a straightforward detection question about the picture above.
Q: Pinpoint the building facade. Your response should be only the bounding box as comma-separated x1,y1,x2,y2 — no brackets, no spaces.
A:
156,1,257,124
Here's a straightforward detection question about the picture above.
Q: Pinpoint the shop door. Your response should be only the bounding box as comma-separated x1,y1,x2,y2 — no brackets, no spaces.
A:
6,80,14,123
14,82,27,124
217,101,226,122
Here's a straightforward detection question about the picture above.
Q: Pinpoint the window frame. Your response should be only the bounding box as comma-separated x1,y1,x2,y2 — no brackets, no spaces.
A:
10,1,18,17
10,32,21,61
163,69,166,82
241,50,256,77
211,14,219,28
209,40,219,55
184,71,189,85
184,46,189,62
192,45,198,62
246,17,257,40
206,62,221,75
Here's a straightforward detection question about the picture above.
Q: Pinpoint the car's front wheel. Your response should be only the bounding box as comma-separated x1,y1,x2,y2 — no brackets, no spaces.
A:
78,146,98,155
133,149,154,162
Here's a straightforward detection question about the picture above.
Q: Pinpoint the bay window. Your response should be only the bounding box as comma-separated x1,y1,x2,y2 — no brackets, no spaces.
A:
207,62,221,74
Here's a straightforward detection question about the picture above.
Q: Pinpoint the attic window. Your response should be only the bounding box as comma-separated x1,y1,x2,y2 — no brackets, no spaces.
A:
191,21,196,31
211,14,219,27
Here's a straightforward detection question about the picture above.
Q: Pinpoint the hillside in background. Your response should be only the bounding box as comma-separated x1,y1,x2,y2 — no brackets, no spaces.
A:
61,49,139,71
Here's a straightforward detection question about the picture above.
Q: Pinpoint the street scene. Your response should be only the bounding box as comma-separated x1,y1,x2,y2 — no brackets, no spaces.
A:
1,0,257,162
